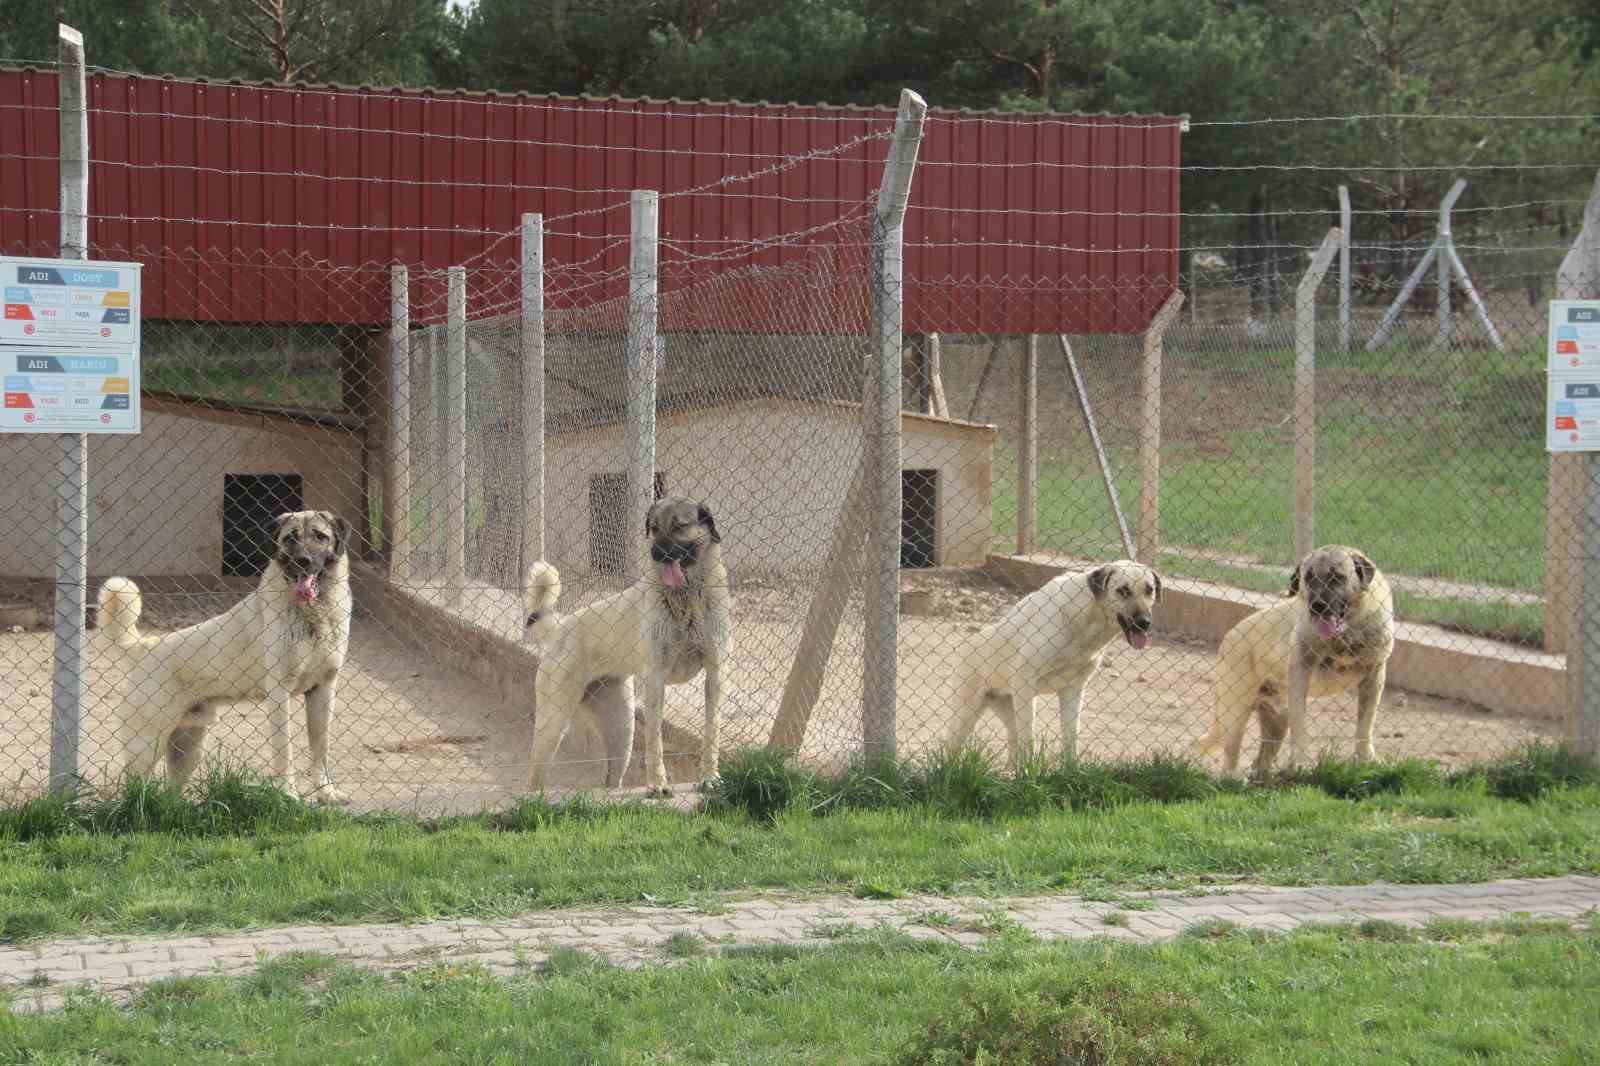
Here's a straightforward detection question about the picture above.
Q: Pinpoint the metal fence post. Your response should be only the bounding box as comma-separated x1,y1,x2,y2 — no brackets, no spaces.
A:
626,191,660,586
50,22,89,794
1136,291,1183,564
520,214,546,583
387,266,410,584
1435,179,1465,350
1338,185,1352,353
863,88,927,758
1294,229,1343,562
445,266,467,603
1555,169,1600,754
1017,334,1038,555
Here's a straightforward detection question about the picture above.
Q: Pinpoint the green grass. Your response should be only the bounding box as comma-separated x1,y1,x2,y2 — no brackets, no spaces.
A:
5,921,1598,1063
1,747,1596,942
990,344,1548,597
142,361,342,410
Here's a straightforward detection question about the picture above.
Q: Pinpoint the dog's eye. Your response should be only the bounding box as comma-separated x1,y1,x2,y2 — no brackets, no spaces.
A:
1118,587,1131,597
313,530,329,542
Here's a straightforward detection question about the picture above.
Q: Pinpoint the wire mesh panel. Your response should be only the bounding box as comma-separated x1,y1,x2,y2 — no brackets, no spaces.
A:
1,59,1594,813
903,262,1568,774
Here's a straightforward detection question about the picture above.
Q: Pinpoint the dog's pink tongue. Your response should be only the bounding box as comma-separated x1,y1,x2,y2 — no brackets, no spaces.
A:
1314,617,1341,639
293,574,319,602
661,560,686,592
1128,631,1149,650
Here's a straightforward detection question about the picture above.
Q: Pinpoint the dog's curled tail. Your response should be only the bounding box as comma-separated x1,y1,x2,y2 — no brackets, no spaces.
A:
523,561,563,641
96,577,144,647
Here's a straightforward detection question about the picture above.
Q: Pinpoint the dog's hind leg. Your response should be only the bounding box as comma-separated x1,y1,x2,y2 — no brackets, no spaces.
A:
164,702,215,789
528,670,578,792
591,677,637,789
304,679,349,805
1250,697,1287,778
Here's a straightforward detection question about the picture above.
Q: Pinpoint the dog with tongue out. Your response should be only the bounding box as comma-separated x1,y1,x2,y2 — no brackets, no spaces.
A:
524,496,730,796
94,510,355,805
1195,544,1396,776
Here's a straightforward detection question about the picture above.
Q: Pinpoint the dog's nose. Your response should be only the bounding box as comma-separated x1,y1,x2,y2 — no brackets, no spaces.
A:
1132,615,1152,632
295,555,315,569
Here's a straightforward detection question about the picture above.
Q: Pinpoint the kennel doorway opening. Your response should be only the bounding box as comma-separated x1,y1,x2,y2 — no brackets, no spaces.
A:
901,468,938,568
590,471,667,574
222,474,305,576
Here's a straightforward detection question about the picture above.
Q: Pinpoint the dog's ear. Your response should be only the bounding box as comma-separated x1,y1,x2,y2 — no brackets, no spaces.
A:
272,512,296,540
698,503,721,544
1286,564,1301,599
644,498,662,537
329,514,352,557
1151,569,1163,603
1087,566,1112,600
1350,551,1376,590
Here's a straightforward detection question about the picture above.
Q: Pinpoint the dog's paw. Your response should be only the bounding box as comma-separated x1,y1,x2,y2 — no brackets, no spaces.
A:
310,783,350,806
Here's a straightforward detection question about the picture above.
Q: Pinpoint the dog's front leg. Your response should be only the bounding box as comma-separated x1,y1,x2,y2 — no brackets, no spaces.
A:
1354,664,1387,761
267,686,299,795
1008,684,1039,762
305,679,349,805
640,666,672,796
1285,655,1312,769
700,641,726,785
1055,682,1087,761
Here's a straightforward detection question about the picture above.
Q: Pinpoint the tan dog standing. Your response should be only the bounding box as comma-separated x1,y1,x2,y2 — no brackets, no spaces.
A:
95,510,353,803
946,561,1163,760
524,496,730,794
1195,544,1395,774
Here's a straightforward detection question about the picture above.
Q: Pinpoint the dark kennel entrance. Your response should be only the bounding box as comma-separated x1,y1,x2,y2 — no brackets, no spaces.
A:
222,474,305,577
901,468,938,568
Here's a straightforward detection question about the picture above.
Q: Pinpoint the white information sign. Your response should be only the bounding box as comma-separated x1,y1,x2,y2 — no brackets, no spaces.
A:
0,255,141,434
3,350,139,433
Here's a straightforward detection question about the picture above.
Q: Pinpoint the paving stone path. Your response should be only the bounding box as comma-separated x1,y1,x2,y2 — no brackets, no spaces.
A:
5,875,1598,1014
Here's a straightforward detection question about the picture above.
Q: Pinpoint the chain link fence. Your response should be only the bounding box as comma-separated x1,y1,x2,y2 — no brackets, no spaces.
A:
900,249,1570,772
1,81,1593,811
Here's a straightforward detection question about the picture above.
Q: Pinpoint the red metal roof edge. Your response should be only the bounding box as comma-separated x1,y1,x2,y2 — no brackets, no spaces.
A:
0,63,1187,125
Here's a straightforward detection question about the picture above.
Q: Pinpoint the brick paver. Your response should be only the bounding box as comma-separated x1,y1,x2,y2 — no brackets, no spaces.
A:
4,875,1597,1014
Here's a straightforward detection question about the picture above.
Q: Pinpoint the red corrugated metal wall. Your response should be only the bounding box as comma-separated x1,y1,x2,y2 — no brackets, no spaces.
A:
0,68,1181,333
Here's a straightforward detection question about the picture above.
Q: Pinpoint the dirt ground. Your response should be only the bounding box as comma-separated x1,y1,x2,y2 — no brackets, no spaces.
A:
0,566,1559,811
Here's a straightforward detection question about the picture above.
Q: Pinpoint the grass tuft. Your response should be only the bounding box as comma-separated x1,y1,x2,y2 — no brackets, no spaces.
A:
702,748,816,822
1469,742,1600,802
1283,753,1445,799
893,971,1240,1066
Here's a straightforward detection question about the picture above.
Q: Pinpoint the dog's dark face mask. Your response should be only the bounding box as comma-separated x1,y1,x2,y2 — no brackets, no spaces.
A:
1289,547,1375,640
645,497,720,593
274,511,351,603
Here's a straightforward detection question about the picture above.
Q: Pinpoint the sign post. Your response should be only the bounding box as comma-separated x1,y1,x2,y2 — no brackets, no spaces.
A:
2,251,143,796
1546,299,1600,757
